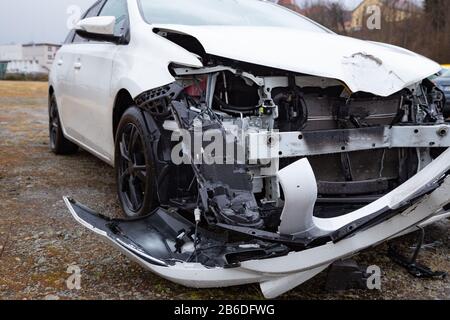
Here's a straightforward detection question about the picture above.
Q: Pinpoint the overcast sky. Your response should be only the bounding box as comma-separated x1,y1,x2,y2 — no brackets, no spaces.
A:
0,0,368,45
0,0,96,45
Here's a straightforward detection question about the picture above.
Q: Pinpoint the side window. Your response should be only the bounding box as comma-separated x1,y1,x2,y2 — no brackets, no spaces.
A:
72,0,105,43
98,0,129,37
64,30,75,44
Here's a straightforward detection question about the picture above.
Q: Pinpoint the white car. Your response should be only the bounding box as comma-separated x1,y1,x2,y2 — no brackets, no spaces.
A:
50,0,450,298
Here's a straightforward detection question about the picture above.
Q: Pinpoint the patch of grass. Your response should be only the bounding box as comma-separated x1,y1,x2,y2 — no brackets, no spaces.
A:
0,81,48,99
3,73,48,82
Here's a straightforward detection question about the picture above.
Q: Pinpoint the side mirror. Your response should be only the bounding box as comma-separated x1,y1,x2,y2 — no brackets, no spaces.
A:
75,16,123,44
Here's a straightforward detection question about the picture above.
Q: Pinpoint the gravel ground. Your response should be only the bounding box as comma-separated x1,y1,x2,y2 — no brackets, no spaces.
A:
0,81,449,300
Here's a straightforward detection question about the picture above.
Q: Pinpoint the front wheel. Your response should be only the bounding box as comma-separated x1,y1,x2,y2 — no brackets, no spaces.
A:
115,107,159,217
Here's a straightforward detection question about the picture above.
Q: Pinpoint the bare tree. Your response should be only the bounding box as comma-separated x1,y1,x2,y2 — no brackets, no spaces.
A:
280,0,450,63
300,0,348,33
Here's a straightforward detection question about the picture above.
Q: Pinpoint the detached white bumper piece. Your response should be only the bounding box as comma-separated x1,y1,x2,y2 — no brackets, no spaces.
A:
64,148,450,298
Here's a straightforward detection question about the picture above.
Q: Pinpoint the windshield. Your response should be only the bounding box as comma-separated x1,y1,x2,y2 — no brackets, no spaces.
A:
138,0,330,33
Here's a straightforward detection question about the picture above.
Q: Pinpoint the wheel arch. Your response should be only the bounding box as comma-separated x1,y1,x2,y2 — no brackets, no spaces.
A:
112,88,135,140
48,85,55,106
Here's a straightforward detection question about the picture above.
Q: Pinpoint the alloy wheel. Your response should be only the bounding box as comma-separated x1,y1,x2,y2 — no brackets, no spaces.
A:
118,123,148,213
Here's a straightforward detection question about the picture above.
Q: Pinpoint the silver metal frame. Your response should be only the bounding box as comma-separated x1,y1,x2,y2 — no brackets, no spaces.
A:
248,124,450,160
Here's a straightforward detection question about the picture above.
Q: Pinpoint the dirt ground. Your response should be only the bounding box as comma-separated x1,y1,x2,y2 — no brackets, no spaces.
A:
0,81,448,300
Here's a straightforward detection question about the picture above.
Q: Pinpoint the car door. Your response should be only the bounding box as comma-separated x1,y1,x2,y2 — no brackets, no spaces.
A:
68,0,130,163
58,0,106,145
52,32,76,122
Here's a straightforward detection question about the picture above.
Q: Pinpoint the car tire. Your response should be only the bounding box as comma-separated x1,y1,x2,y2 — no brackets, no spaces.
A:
49,94,79,155
115,107,159,218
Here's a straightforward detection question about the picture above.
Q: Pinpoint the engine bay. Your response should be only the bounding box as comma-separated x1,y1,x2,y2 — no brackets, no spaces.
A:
134,55,448,236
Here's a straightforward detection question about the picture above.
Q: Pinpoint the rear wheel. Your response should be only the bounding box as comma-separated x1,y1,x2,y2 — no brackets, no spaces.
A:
49,94,79,155
115,107,158,217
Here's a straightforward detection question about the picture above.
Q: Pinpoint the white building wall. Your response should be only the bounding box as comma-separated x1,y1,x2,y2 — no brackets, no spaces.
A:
0,44,60,74
23,44,59,73
0,45,23,61
6,60,46,74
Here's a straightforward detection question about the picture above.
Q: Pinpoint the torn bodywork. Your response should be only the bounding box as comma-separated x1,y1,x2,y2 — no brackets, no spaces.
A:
141,56,448,234
67,28,449,298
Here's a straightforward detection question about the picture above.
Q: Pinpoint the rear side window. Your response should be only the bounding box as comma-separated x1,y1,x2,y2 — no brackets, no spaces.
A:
98,0,129,37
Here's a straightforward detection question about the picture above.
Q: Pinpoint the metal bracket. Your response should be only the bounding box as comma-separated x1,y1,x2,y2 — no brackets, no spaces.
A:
388,227,447,279
173,66,265,86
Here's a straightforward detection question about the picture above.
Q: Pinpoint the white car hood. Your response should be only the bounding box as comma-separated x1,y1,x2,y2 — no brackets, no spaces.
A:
154,25,441,96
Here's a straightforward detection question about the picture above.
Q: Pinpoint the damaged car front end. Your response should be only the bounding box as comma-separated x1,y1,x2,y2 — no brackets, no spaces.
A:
64,0,449,298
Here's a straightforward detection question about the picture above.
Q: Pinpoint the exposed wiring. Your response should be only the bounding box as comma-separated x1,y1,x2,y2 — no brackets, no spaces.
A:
193,208,202,263
213,95,256,115
222,72,229,104
379,149,386,178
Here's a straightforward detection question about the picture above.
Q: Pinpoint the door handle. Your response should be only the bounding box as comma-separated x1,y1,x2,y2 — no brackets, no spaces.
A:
74,62,82,70
57,60,63,66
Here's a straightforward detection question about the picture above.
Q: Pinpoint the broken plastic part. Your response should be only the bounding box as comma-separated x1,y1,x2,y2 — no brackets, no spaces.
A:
277,158,317,235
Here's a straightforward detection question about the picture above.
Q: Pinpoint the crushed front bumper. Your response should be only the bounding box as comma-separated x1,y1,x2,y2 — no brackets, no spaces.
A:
64,148,450,298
